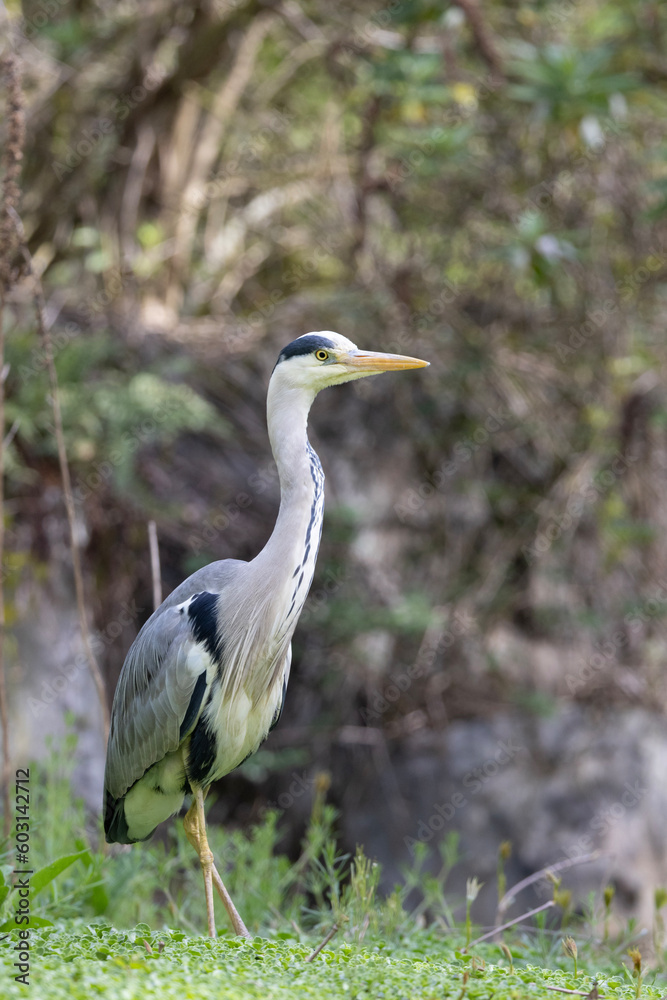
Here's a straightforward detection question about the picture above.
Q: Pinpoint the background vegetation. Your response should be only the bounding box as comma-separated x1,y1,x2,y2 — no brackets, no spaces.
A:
2,0,667,994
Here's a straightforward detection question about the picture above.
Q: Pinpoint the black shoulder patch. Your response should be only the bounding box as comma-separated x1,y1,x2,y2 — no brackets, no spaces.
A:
187,717,218,787
188,592,224,664
269,676,289,734
276,334,337,364
179,670,208,739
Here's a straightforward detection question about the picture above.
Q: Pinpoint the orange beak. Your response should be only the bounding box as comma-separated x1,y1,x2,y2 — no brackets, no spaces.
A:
339,350,430,372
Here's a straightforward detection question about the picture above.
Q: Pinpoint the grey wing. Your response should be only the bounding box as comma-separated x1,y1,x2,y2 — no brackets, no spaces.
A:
104,605,209,801
104,559,246,801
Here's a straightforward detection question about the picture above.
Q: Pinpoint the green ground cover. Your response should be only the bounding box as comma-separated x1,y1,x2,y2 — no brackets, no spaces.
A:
2,923,665,1000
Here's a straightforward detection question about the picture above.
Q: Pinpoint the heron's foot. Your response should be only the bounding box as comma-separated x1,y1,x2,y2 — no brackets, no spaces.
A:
183,790,251,939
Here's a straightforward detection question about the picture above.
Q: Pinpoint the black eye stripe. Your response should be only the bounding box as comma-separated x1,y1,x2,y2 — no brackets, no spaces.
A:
276,335,337,364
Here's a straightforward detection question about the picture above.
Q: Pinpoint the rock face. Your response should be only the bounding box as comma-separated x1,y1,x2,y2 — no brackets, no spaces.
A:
13,603,107,815
12,568,107,815
337,705,667,928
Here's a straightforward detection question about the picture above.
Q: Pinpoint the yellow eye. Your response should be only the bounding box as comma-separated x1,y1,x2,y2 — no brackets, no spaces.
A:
315,349,329,361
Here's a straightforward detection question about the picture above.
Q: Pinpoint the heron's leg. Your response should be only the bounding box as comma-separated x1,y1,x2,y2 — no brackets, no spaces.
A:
183,790,216,938
183,788,251,939
209,864,250,939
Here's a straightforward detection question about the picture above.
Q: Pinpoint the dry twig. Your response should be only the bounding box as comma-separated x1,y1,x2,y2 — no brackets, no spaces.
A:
465,900,555,950
497,852,601,923
148,520,162,611
544,986,603,998
305,922,339,963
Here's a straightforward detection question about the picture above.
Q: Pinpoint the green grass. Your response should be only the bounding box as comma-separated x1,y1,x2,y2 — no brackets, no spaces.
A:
1,735,666,998
1,924,666,999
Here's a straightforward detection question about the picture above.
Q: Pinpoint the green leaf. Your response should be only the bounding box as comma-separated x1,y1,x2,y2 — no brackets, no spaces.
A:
74,837,94,868
30,850,87,896
0,915,53,931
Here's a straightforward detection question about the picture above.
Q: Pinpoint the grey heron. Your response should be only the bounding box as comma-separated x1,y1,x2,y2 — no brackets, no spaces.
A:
103,331,429,938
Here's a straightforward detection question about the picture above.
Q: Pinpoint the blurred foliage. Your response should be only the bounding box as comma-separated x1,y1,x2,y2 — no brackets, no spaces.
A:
7,330,229,498
3,0,667,844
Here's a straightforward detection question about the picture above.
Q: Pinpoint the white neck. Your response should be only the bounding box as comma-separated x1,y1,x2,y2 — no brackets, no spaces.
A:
217,373,325,705
251,375,321,574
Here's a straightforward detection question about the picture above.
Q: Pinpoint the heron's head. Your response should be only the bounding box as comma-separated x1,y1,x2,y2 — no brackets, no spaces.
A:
273,331,429,393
